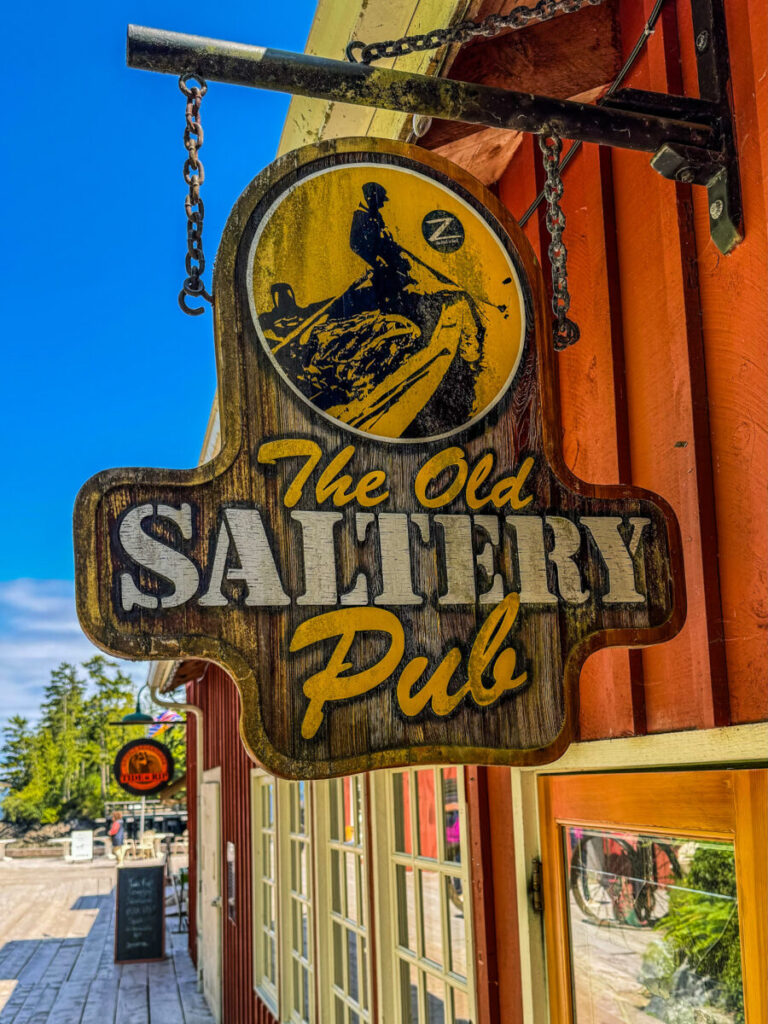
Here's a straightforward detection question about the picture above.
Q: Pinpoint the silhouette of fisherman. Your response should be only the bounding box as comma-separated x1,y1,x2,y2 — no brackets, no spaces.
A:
258,179,487,437
349,182,413,308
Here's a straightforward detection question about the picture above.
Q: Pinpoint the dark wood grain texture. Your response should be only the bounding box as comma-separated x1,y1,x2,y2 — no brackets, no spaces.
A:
74,138,685,779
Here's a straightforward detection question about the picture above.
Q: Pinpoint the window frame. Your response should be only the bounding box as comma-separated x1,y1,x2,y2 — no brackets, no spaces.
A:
279,779,316,1024
250,769,280,1016
371,766,478,1024
538,767,767,1024
314,774,374,1024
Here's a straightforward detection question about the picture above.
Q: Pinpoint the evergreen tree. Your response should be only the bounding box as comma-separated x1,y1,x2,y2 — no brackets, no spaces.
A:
0,716,32,791
81,656,136,815
40,663,87,806
0,659,178,824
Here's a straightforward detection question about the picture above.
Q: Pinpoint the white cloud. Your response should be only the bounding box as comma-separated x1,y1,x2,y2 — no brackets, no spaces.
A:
0,579,147,728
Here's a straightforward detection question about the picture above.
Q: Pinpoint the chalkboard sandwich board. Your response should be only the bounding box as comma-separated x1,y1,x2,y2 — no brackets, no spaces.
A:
115,864,165,963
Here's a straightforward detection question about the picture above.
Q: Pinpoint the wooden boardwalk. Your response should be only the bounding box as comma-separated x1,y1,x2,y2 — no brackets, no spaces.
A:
0,858,214,1024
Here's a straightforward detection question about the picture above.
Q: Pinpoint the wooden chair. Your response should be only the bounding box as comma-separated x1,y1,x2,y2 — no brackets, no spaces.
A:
137,830,156,859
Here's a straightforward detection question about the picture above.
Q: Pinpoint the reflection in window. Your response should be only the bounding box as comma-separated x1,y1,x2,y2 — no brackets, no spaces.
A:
328,776,370,1023
565,827,744,1023
288,781,314,1024
253,775,278,1013
391,768,473,1024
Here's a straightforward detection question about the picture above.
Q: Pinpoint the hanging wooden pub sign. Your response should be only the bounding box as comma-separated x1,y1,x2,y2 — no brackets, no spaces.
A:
113,738,174,796
75,138,685,779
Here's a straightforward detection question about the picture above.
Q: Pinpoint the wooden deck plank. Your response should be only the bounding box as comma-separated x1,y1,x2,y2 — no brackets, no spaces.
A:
175,978,214,1024
80,975,118,1024
115,963,149,1024
16,941,63,985
147,960,184,1023
14,984,58,1024
43,980,90,1024
0,982,34,1024
0,860,211,1024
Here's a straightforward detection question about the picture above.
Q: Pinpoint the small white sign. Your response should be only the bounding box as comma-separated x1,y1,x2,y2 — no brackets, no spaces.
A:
70,830,93,861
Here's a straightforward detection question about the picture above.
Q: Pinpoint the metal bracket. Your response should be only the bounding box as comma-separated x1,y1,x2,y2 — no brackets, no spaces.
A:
126,0,742,255
604,0,742,253
530,857,544,914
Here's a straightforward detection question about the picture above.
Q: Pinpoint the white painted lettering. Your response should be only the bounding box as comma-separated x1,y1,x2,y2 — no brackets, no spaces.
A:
119,503,199,611
199,509,289,607
581,516,650,604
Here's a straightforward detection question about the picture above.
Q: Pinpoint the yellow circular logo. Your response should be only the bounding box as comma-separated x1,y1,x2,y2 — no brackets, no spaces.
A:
248,162,526,442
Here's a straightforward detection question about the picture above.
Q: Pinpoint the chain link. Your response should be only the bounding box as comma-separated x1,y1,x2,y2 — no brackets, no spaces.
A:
539,134,579,350
178,74,213,316
346,0,603,63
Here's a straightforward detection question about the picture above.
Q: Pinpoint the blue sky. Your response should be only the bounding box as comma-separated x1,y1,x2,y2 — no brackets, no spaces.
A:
2,1,318,726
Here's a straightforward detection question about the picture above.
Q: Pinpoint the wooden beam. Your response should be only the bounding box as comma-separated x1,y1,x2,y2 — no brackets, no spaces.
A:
420,0,621,152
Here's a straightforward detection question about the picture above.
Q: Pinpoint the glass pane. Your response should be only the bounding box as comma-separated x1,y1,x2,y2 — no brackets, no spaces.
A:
330,779,341,842
302,965,310,1021
450,987,471,1024
293,957,300,1012
291,841,299,892
442,769,461,865
301,902,310,958
393,772,412,853
425,974,446,1024
347,930,359,1002
565,827,744,1024
354,777,364,846
420,869,443,966
292,898,301,953
333,920,344,988
361,935,369,1010
357,855,366,928
334,995,346,1024
396,864,416,951
445,876,467,979
416,770,438,859
343,777,357,844
346,852,358,922
262,782,274,826
400,959,420,1024
331,847,343,914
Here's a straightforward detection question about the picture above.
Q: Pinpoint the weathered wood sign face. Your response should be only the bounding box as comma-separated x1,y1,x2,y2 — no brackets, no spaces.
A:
113,739,173,796
75,139,685,779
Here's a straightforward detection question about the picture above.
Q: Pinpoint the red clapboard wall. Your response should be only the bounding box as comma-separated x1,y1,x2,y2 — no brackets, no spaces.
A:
180,2,767,1023
187,665,278,1024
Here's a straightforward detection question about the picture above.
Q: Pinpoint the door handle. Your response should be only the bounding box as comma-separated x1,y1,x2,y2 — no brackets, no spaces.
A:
211,895,222,908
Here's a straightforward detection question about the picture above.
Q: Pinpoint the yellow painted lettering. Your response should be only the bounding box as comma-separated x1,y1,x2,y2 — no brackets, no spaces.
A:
467,593,527,705
315,446,358,506
489,456,535,509
357,470,389,507
257,439,323,509
397,650,467,717
465,453,494,510
414,447,468,509
290,608,404,739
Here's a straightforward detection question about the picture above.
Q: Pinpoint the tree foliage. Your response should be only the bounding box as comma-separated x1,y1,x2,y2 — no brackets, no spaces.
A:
650,844,744,1023
1,658,185,823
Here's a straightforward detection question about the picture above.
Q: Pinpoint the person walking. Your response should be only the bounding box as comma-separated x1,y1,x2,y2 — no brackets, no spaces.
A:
109,811,126,865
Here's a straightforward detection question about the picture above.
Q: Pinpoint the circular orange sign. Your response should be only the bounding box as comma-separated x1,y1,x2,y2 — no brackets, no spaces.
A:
113,739,173,796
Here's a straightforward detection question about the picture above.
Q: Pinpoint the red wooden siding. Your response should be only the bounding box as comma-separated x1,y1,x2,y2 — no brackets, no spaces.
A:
178,2,767,1021
494,0,768,740
186,665,278,1024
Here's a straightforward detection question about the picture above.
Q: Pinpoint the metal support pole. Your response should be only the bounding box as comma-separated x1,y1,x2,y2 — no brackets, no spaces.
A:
139,794,146,844
127,25,720,156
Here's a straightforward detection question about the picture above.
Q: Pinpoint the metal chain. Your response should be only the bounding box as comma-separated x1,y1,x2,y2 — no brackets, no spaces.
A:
539,134,579,350
346,0,604,63
178,74,213,316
